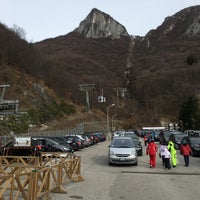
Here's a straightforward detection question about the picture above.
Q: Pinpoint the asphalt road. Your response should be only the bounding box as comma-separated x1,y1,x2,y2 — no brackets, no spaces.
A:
51,138,200,200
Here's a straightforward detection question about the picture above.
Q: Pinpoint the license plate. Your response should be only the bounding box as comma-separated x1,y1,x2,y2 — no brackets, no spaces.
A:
120,158,126,161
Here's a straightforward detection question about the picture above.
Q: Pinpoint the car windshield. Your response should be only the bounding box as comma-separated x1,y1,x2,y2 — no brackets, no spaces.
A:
124,132,137,137
43,138,59,145
114,130,125,136
111,139,134,148
132,139,140,145
174,134,186,141
50,137,63,143
190,137,200,144
164,132,174,139
154,131,160,136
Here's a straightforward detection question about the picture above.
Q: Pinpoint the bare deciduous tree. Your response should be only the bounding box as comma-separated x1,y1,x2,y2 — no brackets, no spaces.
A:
12,24,26,40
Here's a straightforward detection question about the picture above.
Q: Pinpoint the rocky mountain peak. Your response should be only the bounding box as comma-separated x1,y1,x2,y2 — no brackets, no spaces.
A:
74,8,129,39
145,5,200,41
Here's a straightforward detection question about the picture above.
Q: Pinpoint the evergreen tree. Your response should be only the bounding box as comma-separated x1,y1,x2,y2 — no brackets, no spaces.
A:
179,95,200,130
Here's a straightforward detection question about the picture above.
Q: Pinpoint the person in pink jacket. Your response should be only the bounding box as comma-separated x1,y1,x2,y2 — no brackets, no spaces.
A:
180,141,192,167
146,139,158,168
163,147,171,169
159,144,167,166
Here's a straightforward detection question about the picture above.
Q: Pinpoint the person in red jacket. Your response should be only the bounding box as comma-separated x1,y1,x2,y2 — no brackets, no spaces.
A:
143,135,148,146
180,141,192,167
146,139,158,168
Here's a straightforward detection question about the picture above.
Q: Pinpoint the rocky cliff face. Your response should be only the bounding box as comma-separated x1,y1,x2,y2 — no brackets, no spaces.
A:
145,5,200,41
74,8,129,39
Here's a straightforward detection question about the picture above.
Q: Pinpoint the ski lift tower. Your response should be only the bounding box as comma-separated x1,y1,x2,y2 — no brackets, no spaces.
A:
0,84,10,102
79,84,95,112
0,84,26,115
114,88,127,106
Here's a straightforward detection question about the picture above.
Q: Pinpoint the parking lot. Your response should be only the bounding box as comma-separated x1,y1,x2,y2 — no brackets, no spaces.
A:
50,138,200,200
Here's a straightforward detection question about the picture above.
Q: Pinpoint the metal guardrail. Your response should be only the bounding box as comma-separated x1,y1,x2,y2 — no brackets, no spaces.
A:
23,121,107,137
24,124,85,137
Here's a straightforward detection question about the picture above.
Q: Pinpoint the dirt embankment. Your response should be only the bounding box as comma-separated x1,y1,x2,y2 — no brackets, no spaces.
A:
33,110,106,132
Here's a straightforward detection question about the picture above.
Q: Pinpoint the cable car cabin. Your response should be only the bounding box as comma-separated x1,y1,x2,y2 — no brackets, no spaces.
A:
98,96,106,103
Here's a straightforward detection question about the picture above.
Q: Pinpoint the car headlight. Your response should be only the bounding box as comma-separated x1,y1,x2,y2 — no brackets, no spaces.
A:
63,147,70,151
193,145,200,150
109,150,115,156
131,149,136,155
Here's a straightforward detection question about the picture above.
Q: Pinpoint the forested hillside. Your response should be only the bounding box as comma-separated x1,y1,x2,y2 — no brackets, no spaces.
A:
1,6,200,133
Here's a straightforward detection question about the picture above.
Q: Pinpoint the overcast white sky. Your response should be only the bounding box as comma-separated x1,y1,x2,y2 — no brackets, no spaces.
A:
0,0,199,42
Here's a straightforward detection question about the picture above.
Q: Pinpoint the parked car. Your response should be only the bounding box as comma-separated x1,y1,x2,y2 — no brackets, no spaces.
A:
80,135,92,147
154,131,160,142
31,137,73,153
159,131,169,145
159,131,183,145
91,133,100,143
124,131,139,140
168,133,187,149
124,133,141,152
48,136,80,151
184,130,200,137
65,135,85,149
1,136,73,155
92,132,106,142
74,134,90,147
131,138,143,156
108,136,138,165
181,136,200,157
83,132,97,145
113,130,125,137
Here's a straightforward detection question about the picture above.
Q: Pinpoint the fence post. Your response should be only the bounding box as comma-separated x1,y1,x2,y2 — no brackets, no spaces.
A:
28,169,38,200
73,156,84,182
51,162,67,194
9,175,14,200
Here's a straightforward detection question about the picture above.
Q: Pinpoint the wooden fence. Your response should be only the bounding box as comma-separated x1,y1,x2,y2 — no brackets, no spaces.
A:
0,153,84,200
